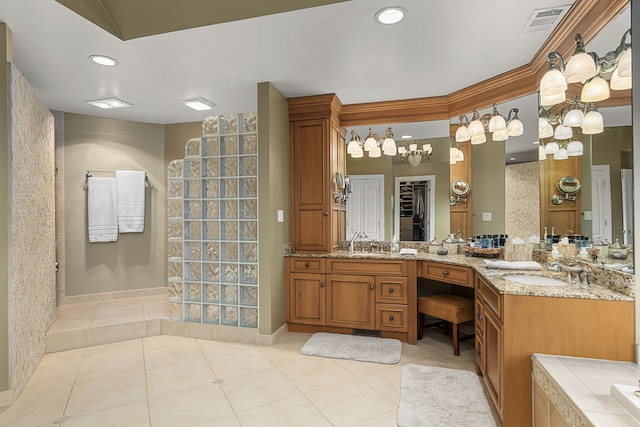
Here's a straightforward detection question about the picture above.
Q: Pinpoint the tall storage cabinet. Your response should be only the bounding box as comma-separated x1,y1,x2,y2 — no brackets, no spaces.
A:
289,94,346,253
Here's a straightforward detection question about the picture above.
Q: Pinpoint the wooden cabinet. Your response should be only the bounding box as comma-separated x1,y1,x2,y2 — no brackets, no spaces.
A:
474,272,634,427
286,257,417,343
288,94,346,253
419,261,472,288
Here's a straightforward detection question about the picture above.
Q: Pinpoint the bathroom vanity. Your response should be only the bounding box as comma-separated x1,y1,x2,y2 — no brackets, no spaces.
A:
285,250,634,427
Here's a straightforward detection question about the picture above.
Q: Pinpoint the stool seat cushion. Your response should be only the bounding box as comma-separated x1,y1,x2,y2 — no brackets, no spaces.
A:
418,295,474,325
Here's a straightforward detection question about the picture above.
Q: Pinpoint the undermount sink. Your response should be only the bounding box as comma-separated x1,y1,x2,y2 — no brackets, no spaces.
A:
502,274,568,287
611,384,640,422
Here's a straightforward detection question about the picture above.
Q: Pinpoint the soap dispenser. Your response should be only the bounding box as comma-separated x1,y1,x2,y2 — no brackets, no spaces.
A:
548,246,561,271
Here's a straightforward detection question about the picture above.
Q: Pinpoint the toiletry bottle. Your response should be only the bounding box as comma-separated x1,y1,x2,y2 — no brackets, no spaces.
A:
579,246,589,260
548,246,561,271
391,235,399,253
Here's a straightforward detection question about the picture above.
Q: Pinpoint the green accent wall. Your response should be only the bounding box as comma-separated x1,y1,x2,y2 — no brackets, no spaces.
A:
472,140,506,236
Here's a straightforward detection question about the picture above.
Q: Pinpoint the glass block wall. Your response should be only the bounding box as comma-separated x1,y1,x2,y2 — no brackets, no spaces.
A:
167,113,259,328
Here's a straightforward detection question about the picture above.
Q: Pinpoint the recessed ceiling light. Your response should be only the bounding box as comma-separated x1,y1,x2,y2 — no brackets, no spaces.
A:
185,97,216,111
375,7,406,25
85,97,132,109
400,134,413,139
89,55,118,67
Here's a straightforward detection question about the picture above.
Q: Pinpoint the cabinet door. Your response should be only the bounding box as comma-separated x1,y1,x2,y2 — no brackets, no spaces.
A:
483,307,503,414
291,120,329,251
288,273,326,325
326,274,375,329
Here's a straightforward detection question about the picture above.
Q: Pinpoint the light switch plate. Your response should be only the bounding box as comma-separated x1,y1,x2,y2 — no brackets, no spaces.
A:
583,210,593,221
277,210,284,222
482,212,492,221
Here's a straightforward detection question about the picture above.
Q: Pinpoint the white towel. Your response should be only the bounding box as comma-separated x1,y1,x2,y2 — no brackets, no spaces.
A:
483,260,542,270
116,170,146,233
88,177,118,243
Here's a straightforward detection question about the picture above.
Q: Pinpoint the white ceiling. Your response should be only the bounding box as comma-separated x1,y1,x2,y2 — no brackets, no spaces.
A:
0,0,631,162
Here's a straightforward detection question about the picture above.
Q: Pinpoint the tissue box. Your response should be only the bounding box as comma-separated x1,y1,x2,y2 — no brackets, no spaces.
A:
557,243,576,257
503,242,533,261
442,242,461,254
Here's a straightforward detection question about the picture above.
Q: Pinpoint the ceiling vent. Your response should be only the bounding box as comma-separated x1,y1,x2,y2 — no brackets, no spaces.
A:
520,4,572,35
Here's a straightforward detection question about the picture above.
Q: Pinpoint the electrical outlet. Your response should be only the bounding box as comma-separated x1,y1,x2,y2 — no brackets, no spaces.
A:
482,212,492,221
583,211,593,221
277,209,284,222
283,243,292,255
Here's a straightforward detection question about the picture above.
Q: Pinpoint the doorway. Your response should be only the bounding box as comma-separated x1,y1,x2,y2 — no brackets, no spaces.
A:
394,175,435,242
621,168,633,245
591,165,612,243
346,174,384,241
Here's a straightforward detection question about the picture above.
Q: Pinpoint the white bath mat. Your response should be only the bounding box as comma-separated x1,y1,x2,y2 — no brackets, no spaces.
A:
299,332,402,364
398,365,496,427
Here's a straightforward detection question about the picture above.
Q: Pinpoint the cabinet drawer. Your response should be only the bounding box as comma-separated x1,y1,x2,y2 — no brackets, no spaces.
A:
419,261,472,287
289,257,326,273
476,275,502,320
327,259,407,276
376,303,408,332
376,276,408,304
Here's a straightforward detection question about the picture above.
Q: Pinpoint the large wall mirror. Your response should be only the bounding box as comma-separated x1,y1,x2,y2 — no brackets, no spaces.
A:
538,5,632,272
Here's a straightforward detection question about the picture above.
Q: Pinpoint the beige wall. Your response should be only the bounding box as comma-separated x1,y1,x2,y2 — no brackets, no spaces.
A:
472,140,506,236
63,113,166,296
505,162,540,240
0,23,11,395
8,63,56,401
346,137,450,240
257,82,290,335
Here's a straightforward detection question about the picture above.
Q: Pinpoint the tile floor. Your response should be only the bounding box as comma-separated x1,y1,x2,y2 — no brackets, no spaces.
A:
0,296,477,427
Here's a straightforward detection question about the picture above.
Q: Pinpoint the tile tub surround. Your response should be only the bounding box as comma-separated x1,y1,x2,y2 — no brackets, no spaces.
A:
532,354,640,426
168,113,259,328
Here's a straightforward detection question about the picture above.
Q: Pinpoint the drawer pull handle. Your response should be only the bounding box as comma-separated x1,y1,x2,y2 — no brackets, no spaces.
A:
476,349,481,356
323,211,329,216
305,262,310,268
477,313,484,321
442,270,449,276
320,282,325,288
369,285,375,290
388,288,394,293
389,315,395,321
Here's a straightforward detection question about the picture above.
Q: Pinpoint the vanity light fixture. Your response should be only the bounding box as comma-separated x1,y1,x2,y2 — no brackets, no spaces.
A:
449,140,464,165
375,7,406,25
562,97,584,127
347,127,397,158
85,97,132,109
455,104,524,145
185,97,216,111
581,103,604,135
89,54,118,66
399,143,432,167
566,139,584,156
539,29,631,107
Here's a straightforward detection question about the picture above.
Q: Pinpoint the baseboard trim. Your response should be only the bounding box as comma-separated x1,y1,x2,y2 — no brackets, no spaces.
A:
60,287,166,305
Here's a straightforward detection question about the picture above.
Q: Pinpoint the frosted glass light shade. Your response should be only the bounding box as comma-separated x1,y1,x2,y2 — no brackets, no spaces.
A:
408,154,421,167
347,139,361,154
582,110,604,134
470,133,486,145
409,143,418,152
540,91,566,107
449,147,459,164
554,124,573,140
506,119,524,137
456,148,464,161
455,125,471,142
581,76,610,102
468,119,484,136
540,68,567,96
488,115,506,132
382,137,397,155
539,118,554,138
566,140,584,156
397,146,407,154
563,109,584,127
553,147,568,160
564,52,597,83
364,136,377,151
617,48,631,77
423,144,432,154
368,146,382,158
538,145,546,161
492,129,509,141
383,146,397,156
610,68,632,90
351,145,364,158
544,141,560,155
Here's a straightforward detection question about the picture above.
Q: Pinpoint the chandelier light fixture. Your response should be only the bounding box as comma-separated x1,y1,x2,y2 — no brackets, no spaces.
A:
539,29,632,108
398,143,433,167
347,127,397,158
538,105,588,160
455,104,524,145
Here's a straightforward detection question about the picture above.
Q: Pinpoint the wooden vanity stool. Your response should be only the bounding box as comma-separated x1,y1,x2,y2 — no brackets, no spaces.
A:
417,294,475,356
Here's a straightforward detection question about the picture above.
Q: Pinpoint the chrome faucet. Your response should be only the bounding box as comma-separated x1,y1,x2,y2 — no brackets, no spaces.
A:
548,262,590,286
349,231,367,252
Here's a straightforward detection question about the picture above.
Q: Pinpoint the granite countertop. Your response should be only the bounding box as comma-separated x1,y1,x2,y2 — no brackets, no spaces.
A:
532,354,640,426
287,250,634,302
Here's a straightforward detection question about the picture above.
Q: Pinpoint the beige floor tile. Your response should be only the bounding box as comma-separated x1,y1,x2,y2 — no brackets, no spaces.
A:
192,413,241,426
305,377,396,426
45,329,90,353
256,340,308,366
359,363,405,404
278,355,356,392
63,400,150,427
352,408,398,427
148,383,234,427
75,340,144,385
207,348,275,380
65,369,148,417
236,395,332,427
336,357,393,377
89,322,146,346
23,348,85,393
146,359,217,398
92,303,145,328
221,368,300,413
197,339,255,360
0,383,70,426
143,335,205,370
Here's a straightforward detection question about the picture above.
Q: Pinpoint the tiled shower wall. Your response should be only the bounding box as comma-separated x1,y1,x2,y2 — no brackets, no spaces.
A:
168,113,259,328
